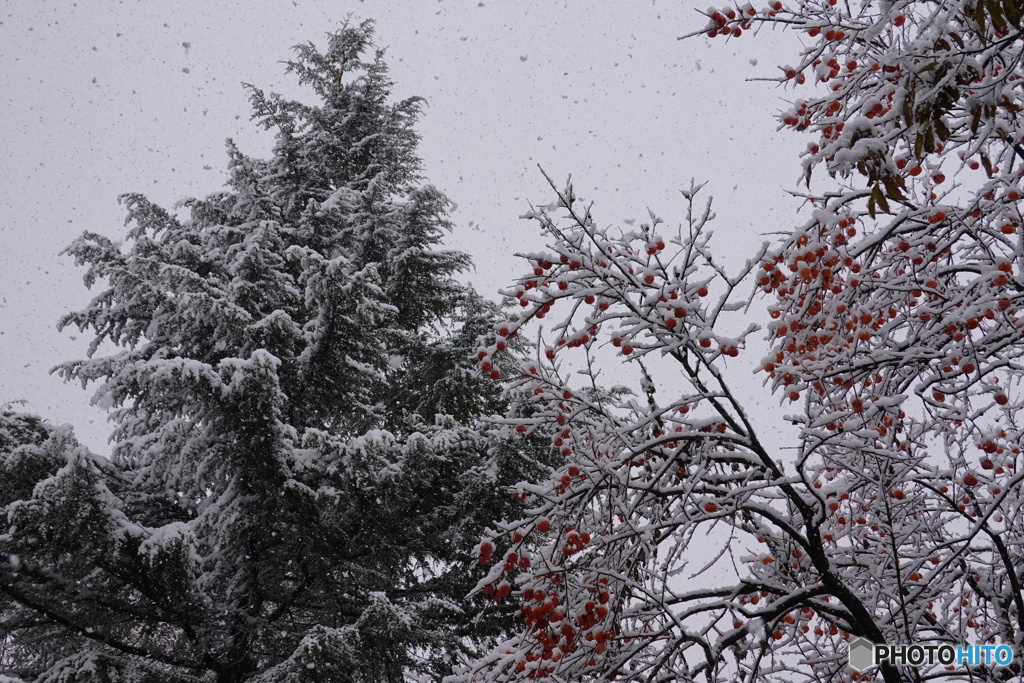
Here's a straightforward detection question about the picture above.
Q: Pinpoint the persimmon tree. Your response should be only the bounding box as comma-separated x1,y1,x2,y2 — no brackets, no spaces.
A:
457,2,1024,682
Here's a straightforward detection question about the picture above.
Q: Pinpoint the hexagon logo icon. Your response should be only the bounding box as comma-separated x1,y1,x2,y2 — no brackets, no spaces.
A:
848,637,876,672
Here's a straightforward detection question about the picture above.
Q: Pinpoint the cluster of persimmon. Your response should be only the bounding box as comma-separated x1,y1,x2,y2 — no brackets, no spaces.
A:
814,408,903,437
738,485,1015,653
477,537,537,603
514,366,686,471
481,540,623,677
969,188,1024,226
936,591,1005,646
824,490,903,537
779,59,897,144
758,202,1024,417
487,215,742,386
957,432,1021,502
702,2,785,38
805,25,846,41
735,597,847,637
477,517,598,586
476,325,519,381
479,536,621,678
770,3,1024,200
803,447,1019,597
760,218,877,390
733,584,862,651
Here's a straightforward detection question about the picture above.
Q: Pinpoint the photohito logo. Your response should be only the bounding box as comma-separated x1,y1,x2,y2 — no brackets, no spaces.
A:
848,638,1014,671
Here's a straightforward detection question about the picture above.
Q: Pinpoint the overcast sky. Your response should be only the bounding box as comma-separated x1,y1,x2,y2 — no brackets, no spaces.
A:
1,0,805,453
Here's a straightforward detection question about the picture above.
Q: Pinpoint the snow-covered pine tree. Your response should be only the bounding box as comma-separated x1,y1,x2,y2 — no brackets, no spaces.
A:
0,21,543,683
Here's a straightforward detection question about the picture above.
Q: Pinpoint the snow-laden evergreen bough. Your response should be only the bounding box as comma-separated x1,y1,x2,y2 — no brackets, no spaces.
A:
0,22,548,683
457,3,1024,683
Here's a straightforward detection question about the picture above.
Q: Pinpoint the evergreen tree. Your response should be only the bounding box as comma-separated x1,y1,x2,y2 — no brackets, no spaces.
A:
0,22,544,683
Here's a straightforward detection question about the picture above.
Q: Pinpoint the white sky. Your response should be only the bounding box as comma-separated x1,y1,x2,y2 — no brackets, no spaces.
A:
1,0,806,453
